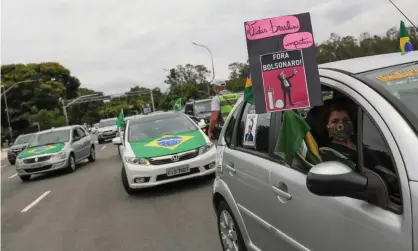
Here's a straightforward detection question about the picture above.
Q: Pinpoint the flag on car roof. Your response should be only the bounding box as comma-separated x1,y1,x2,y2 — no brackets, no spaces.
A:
275,110,321,165
399,21,414,54
244,72,254,105
173,98,181,111
116,109,125,128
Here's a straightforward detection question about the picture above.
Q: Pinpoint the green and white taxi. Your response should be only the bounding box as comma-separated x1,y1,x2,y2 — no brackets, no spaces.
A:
15,125,96,182
113,111,216,194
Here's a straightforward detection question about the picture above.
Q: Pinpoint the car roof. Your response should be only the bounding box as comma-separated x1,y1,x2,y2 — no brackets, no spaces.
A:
319,51,418,74
16,132,36,138
128,111,182,124
36,125,78,134
194,99,211,103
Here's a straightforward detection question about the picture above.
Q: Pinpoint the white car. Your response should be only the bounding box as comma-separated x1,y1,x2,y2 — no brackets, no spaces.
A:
113,111,216,194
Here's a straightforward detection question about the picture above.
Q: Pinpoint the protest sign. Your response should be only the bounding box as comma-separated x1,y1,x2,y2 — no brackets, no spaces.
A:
244,12,322,114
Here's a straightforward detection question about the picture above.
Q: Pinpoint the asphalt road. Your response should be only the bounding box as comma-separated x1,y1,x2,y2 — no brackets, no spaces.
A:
1,142,221,251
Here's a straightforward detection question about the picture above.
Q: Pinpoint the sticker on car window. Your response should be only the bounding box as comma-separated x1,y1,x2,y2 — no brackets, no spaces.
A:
243,114,258,147
376,69,418,82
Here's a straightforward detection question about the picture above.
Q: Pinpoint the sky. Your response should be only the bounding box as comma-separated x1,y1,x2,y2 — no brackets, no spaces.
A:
2,0,417,95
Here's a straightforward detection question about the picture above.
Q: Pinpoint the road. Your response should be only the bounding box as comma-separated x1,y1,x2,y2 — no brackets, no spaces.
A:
1,142,221,251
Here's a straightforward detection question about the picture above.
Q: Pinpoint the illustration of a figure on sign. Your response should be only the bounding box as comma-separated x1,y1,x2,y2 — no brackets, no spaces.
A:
243,114,257,146
278,68,297,108
260,49,310,112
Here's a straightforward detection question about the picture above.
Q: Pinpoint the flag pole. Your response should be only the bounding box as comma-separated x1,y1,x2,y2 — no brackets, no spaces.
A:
388,0,418,31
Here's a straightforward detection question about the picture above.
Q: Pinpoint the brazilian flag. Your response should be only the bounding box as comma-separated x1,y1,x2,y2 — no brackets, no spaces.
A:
173,98,181,111
116,109,125,128
244,72,254,105
399,21,414,54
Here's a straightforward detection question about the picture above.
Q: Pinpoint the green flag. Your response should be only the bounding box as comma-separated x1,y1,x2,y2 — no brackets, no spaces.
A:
275,110,321,165
173,98,181,111
116,109,125,128
244,72,254,104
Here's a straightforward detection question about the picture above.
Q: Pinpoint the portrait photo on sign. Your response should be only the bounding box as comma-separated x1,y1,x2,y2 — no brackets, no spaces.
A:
243,114,258,146
260,49,310,112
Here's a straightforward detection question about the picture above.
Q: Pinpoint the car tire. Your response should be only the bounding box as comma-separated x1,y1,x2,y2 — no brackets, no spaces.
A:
98,140,104,144
217,200,247,251
19,175,31,182
66,154,76,173
9,160,15,165
121,167,136,195
88,146,96,162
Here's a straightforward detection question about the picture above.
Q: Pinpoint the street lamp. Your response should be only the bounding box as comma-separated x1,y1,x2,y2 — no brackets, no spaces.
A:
192,42,215,95
60,94,100,125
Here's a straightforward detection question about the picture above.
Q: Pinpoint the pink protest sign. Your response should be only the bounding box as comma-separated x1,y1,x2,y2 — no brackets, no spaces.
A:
244,12,321,114
245,16,300,40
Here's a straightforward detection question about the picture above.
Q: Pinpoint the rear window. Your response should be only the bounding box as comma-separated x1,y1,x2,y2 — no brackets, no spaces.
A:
357,62,418,125
128,115,197,142
194,101,211,114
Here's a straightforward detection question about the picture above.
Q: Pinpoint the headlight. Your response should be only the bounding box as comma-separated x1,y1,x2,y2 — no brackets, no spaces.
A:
125,157,150,165
52,151,65,160
198,142,214,155
16,158,23,164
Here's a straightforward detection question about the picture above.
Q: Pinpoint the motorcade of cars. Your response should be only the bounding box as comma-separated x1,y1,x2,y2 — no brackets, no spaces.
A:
7,133,36,165
15,125,95,182
184,99,212,134
112,111,215,195
212,52,418,251
96,118,118,144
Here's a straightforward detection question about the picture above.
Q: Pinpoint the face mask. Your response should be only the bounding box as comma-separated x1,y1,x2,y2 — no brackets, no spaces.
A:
328,121,354,141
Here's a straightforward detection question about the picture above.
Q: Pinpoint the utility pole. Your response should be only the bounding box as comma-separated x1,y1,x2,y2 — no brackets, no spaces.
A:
192,42,215,95
60,94,100,125
2,86,13,143
150,89,156,112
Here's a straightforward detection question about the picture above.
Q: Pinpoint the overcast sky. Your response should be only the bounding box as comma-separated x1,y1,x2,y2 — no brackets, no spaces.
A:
2,0,417,95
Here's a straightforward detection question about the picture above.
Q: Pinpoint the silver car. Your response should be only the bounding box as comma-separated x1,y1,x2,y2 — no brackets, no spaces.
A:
15,125,96,182
96,118,118,144
213,52,418,251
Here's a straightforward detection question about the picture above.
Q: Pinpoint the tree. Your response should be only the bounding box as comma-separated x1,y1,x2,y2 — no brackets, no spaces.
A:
29,109,67,130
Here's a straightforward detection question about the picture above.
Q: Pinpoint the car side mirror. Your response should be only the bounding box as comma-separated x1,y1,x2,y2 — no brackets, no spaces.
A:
306,161,367,197
112,137,122,145
198,119,207,129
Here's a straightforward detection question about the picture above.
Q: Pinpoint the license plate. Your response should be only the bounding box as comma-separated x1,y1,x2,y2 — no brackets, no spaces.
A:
166,165,190,177
33,162,43,168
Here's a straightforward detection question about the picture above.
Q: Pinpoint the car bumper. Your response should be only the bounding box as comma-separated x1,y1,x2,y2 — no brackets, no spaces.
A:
124,146,217,189
16,158,68,175
98,133,117,140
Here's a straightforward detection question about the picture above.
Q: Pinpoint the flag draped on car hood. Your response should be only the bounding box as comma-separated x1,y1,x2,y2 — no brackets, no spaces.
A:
18,142,65,159
128,130,207,158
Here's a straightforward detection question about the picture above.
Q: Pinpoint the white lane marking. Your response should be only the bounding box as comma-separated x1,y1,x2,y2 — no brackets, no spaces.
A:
101,145,107,150
8,173,18,179
21,191,51,213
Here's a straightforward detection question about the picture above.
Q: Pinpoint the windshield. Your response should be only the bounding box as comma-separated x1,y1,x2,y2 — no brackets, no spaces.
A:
357,62,418,123
14,134,34,145
194,101,211,114
128,115,197,142
28,130,70,147
99,119,116,128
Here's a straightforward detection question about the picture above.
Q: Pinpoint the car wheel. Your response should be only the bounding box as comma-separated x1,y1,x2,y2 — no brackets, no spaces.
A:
9,160,15,165
217,200,247,251
121,167,136,195
98,140,103,144
66,154,76,173
88,146,96,162
19,175,31,182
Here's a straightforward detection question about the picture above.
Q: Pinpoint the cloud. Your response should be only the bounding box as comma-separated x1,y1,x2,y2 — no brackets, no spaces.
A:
2,0,417,95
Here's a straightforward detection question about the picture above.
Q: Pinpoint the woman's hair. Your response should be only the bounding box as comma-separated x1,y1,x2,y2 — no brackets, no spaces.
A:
326,102,353,123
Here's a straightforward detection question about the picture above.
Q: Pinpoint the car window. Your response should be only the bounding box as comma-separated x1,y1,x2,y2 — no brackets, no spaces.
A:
224,102,242,147
185,104,194,115
99,119,116,128
73,129,80,139
237,102,271,153
76,127,86,138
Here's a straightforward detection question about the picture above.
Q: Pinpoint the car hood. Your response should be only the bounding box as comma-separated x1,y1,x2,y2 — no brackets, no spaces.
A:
10,143,28,151
125,130,208,158
196,112,211,121
97,126,117,133
18,142,66,159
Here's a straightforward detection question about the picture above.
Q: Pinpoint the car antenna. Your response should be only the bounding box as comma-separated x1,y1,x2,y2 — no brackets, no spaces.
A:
388,0,418,31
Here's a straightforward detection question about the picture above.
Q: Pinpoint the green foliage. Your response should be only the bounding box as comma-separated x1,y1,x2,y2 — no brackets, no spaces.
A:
2,25,417,144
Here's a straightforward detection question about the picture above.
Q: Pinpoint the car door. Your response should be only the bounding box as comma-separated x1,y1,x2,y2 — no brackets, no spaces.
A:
71,128,84,161
221,101,284,251
76,127,90,158
265,77,412,251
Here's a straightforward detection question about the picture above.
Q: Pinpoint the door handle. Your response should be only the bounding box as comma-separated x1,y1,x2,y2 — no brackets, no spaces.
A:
272,185,292,200
225,164,236,174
